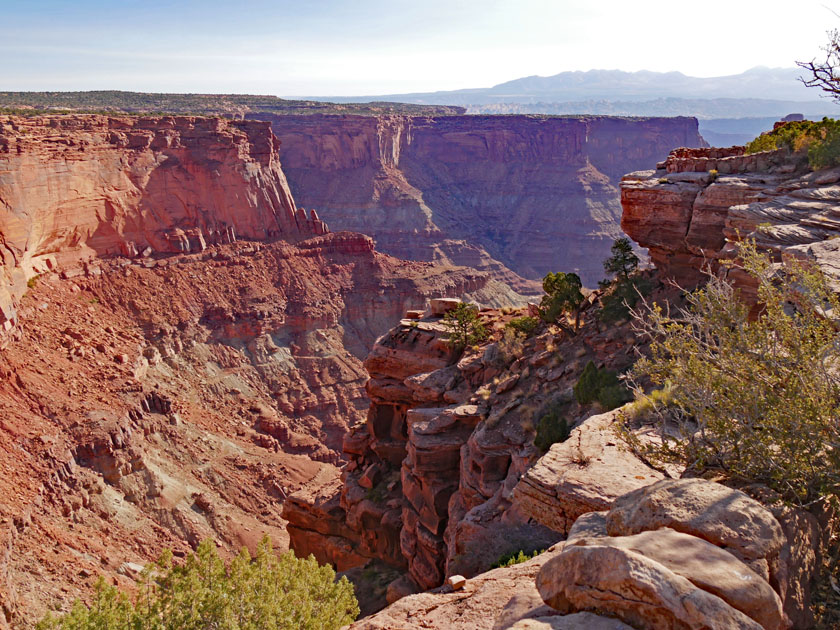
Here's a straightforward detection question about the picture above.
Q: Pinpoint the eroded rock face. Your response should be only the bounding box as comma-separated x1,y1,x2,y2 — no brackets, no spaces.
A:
621,147,840,289
513,410,667,534
0,114,324,332
283,296,646,600
266,114,705,287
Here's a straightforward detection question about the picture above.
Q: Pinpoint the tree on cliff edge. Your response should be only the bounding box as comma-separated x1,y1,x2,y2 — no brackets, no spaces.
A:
798,28,840,101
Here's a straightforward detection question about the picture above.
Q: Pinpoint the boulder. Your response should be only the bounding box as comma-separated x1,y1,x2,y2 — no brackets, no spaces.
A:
537,544,764,630
504,613,635,629
605,478,785,563
570,529,784,630
430,298,462,316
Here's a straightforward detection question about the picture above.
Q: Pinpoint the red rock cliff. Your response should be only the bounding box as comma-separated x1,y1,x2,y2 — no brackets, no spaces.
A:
0,114,327,330
261,114,705,287
620,145,840,288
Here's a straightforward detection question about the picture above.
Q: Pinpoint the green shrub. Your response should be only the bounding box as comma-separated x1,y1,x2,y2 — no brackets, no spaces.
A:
599,275,655,323
620,241,840,506
745,117,840,170
37,537,359,630
27,274,39,289
539,272,583,331
490,549,543,569
442,302,488,350
574,361,631,409
534,402,572,451
506,316,539,336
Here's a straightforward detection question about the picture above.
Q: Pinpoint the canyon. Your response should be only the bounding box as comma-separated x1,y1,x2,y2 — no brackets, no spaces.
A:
0,114,502,626
0,107,834,629
261,113,706,288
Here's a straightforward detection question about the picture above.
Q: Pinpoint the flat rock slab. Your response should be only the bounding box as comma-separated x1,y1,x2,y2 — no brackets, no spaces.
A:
513,410,666,534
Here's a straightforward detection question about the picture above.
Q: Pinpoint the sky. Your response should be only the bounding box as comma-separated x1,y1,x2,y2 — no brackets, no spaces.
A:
1,0,837,96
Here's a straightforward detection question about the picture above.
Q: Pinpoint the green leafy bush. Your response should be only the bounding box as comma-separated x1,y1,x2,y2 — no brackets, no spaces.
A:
37,537,359,630
534,401,572,451
505,316,539,336
490,549,543,569
745,117,840,170
442,302,488,350
574,361,631,409
621,241,840,506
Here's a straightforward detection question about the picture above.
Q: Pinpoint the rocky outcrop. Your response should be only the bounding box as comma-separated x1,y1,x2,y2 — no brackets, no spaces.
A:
264,114,705,287
0,114,326,332
537,479,819,630
283,292,648,600
621,146,840,287
513,410,668,534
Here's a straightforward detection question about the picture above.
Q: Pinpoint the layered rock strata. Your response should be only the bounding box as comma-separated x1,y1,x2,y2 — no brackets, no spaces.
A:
0,114,326,332
0,114,509,626
263,114,706,287
284,294,651,596
621,145,840,287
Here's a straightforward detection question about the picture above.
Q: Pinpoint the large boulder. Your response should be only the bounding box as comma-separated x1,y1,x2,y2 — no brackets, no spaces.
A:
504,613,635,629
537,543,765,630
564,529,784,630
606,478,786,565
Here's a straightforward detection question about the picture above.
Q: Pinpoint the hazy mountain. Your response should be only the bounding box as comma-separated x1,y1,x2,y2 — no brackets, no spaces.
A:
312,67,833,110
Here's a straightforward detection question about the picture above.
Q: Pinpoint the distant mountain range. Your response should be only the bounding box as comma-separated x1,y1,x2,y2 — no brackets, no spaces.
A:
313,67,830,108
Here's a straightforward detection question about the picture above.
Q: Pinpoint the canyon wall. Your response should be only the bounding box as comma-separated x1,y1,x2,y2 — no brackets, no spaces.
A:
0,115,505,626
261,113,706,288
0,114,327,332
621,145,840,288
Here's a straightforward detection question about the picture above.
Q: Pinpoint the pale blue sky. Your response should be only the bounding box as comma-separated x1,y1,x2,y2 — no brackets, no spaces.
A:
1,0,836,95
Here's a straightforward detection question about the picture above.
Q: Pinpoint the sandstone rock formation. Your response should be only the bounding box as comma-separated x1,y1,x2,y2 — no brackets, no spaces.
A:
621,145,840,288
0,114,324,334
263,114,706,287
513,410,668,534
537,479,819,630
283,292,647,601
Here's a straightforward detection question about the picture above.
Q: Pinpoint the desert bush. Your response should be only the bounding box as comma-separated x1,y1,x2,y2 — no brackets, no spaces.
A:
442,302,488,350
37,537,359,630
621,241,840,506
534,401,572,451
573,361,631,410
497,327,526,363
506,315,539,336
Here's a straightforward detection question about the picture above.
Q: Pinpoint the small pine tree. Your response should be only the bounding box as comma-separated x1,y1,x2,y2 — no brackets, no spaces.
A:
442,302,488,349
539,272,584,331
603,237,639,281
